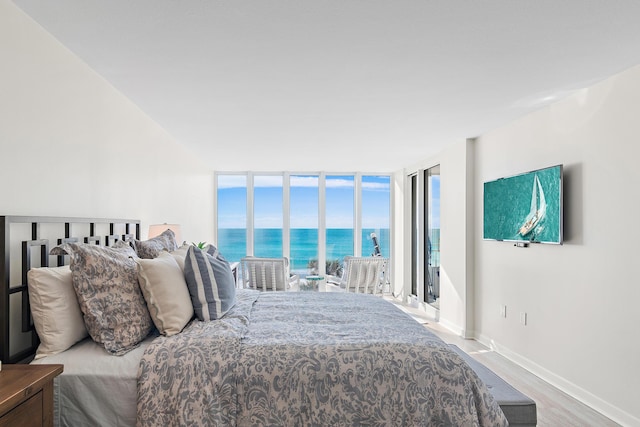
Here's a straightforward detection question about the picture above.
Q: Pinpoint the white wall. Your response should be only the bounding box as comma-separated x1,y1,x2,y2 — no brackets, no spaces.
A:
474,65,640,425
390,170,406,298
0,1,214,242
438,139,475,335
402,139,474,336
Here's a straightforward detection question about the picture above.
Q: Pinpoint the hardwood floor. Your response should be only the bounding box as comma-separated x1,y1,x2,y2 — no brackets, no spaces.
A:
393,303,621,427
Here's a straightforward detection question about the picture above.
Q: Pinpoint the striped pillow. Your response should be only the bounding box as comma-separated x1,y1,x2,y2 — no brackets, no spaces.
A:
184,245,236,321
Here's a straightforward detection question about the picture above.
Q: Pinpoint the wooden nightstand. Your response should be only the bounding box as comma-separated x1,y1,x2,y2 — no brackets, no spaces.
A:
0,364,63,427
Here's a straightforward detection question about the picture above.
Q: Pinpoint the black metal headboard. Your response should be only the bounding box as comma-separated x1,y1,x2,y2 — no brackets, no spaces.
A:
0,216,140,364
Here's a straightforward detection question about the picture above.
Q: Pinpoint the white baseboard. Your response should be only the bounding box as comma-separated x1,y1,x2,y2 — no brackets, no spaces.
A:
417,301,439,321
438,317,464,336
475,333,640,427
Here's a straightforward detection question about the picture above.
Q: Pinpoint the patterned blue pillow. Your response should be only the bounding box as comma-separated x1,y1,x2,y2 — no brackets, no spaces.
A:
184,245,236,321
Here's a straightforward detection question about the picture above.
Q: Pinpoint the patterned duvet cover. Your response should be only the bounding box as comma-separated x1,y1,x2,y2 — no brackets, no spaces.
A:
137,290,507,426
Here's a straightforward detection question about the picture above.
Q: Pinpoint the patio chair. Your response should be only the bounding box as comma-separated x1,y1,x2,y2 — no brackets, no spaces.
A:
240,256,300,291
327,256,389,295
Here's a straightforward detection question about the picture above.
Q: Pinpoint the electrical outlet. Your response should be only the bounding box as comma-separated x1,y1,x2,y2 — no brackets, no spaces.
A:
520,312,527,325
500,305,507,318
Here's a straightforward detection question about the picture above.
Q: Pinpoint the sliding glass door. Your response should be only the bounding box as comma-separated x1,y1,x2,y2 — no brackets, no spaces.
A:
424,166,440,308
409,165,440,308
410,174,418,297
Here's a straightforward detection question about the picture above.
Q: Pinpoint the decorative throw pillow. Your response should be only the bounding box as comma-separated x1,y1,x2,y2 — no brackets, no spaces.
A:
27,265,88,359
184,245,236,321
203,243,218,257
51,243,153,356
134,252,193,336
112,239,136,252
169,243,191,272
134,228,178,259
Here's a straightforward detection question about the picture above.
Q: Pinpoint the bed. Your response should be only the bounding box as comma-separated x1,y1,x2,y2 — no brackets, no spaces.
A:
1,215,508,426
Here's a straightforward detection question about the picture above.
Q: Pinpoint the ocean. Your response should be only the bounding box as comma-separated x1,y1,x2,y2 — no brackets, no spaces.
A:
218,228,390,272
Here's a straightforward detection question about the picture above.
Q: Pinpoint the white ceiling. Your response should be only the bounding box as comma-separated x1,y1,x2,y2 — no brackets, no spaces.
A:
12,1,640,172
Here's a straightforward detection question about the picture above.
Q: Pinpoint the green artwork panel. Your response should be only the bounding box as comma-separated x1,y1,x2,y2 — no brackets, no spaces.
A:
484,165,562,244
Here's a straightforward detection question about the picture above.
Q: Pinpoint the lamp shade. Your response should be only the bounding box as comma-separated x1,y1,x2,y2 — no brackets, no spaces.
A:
148,223,182,244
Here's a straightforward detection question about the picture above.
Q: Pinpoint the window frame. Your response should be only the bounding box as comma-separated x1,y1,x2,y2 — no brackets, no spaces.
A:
214,171,393,276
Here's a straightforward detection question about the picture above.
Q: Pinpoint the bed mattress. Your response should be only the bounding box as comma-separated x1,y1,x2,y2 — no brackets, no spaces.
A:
138,290,507,426
31,334,155,427
30,290,507,426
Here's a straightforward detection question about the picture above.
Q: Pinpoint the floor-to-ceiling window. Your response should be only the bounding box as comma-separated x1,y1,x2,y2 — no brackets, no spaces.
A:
290,175,319,275
253,175,283,257
215,172,392,278
325,175,354,275
361,175,391,257
216,174,247,263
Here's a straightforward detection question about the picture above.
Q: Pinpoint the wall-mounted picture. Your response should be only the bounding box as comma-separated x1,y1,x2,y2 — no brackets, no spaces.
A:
483,164,563,244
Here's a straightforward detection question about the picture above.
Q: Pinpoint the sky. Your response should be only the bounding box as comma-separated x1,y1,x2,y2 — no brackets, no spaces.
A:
429,175,441,228
217,174,392,229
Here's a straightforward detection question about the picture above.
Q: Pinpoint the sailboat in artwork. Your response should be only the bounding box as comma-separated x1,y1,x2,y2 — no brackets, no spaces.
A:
518,174,546,237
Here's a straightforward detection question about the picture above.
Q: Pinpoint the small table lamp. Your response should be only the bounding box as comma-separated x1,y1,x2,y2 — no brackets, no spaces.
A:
148,223,182,244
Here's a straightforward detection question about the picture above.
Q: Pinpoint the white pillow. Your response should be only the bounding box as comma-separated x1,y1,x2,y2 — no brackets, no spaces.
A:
135,252,194,336
27,265,88,359
169,243,191,272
